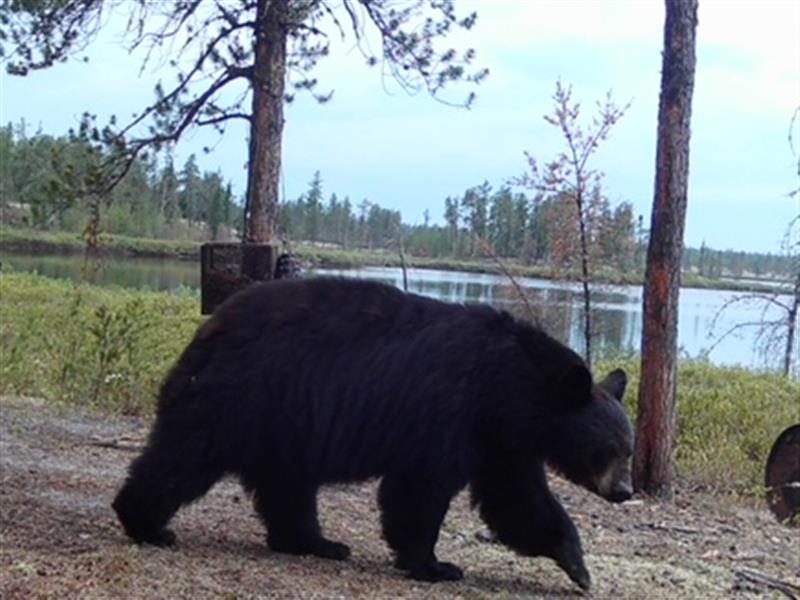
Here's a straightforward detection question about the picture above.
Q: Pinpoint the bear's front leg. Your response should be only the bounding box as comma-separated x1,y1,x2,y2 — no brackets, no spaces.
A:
536,498,591,591
378,474,463,582
472,458,591,590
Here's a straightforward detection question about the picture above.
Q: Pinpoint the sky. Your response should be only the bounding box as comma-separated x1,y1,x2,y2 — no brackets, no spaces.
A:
1,0,799,253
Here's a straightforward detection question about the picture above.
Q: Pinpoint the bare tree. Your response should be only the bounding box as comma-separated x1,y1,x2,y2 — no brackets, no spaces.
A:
1,0,487,243
519,81,629,369
707,109,800,377
784,108,800,376
633,0,698,499
707,221,799,375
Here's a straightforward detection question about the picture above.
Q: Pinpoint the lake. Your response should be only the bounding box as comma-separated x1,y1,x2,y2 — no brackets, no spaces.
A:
2,252,795,371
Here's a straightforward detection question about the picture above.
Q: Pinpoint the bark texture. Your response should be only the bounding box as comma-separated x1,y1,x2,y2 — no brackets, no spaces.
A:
244,0,288,243
633,0,698,498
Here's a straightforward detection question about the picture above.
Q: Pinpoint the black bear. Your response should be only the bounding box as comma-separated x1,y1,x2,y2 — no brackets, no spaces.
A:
112,277,633,590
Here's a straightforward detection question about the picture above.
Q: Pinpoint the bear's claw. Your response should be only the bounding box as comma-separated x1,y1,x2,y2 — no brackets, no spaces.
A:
269,536,351,561
138,528,176,548
312,539,351,561
396,557,464,582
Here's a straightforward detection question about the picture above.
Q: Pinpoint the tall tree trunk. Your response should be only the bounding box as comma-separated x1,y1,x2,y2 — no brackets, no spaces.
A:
633,0,698,499
244,0,288,243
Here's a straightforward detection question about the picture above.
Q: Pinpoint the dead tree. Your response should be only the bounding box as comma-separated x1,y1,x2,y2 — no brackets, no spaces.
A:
518,82,629,369
708,217,799,377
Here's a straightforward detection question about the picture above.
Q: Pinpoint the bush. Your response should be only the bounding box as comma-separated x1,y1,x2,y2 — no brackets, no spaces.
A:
597,357,800,495
0,272,203,414
671,362,799,494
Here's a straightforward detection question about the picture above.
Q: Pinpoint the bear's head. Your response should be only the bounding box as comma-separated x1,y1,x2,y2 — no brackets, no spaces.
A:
548,367,634,503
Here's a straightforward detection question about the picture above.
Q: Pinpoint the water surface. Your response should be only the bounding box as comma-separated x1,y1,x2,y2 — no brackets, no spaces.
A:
2,253,794,371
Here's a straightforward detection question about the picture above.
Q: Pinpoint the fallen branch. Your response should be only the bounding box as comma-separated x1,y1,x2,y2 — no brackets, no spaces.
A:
734,568,800,599
637,522,701,536
732,553,790,566
87,436,144,451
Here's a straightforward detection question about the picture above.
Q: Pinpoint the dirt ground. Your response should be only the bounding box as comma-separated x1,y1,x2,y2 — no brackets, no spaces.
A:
1,396,798,599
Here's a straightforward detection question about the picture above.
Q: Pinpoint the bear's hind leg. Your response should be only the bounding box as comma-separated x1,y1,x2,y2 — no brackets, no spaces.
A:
251,479,350,561
379,474,462,582
112,430,225,547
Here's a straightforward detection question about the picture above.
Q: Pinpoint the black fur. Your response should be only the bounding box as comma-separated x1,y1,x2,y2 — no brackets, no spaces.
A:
112,277,632,589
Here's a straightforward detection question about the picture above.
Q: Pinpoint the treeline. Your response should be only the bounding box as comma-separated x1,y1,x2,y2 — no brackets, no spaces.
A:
282,172,644,273
0,122,242,241
682,244,793,280
280,173,796,280
1,124,795,280
279,171,403,250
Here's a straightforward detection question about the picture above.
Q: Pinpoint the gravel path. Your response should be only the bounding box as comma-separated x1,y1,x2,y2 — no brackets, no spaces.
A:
1,396,798,599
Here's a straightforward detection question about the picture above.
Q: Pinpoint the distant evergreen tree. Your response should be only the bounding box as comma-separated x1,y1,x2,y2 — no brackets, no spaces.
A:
305,171,324,242
157,156,180,225
444,196,460,256
179,155,202,224
460,181,490,255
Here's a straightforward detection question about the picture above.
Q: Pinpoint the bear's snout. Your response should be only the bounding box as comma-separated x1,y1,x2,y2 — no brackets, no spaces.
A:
605,486,633,503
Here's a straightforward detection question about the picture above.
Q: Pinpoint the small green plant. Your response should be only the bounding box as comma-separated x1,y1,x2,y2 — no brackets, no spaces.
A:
55,286,89,402
0,315,40,395
87,299,153,412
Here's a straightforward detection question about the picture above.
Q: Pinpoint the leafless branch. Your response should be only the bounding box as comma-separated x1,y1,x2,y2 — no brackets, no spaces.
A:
790,106,800,198
317,0,347,41
705,319,783,355
195,112,251,127
709,293,791,335
473,235,537,324
341,0,365,44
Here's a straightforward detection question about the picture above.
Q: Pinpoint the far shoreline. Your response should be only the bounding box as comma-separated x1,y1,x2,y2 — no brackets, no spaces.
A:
0,227,790,295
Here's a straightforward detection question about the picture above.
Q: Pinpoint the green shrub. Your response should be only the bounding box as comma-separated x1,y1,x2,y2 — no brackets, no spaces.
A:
672,362,799,494
597,357,800,494
0,272,203,414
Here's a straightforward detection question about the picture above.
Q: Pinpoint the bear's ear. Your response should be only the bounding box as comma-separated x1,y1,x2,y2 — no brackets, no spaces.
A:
560,364,593,409
599,368,627,402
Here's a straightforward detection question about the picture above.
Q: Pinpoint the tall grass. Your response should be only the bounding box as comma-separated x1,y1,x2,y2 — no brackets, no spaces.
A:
1,271,797,493
0,272,203,414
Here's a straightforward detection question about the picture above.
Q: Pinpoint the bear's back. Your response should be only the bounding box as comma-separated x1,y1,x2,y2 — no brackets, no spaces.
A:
170,278,504,479
223,276,453,324
160,277,586,483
